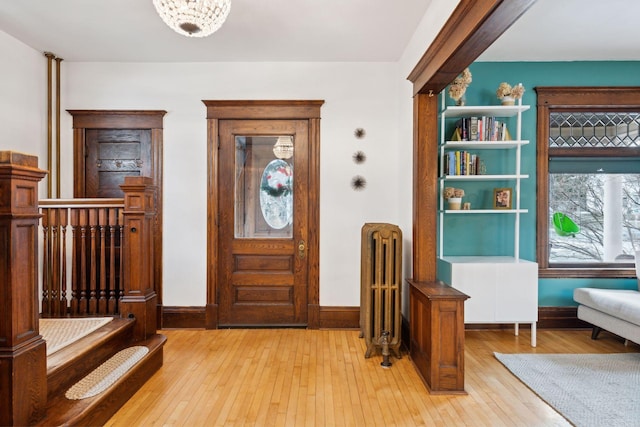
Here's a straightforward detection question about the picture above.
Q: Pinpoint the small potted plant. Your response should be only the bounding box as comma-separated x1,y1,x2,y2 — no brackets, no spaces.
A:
496,82,525,105
443,187,464,210
448,68,472,105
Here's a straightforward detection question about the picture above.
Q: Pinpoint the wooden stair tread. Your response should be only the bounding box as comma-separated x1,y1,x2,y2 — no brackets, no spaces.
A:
37,333,166,427
47,317,134,373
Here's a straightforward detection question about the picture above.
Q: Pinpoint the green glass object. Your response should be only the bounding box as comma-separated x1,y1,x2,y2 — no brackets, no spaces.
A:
553,212,580,237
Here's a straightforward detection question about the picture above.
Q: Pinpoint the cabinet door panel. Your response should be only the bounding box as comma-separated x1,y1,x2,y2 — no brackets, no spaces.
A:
452,263,496,322
495,262,538,321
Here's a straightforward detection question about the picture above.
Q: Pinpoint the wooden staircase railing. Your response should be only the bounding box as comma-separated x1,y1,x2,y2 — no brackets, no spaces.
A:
1,150,162,426
39,199,125,317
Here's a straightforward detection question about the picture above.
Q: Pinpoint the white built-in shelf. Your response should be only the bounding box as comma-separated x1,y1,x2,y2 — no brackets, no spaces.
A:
438,98,537,347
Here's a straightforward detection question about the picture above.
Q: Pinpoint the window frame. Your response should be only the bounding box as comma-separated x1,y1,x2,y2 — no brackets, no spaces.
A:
536,87,640,278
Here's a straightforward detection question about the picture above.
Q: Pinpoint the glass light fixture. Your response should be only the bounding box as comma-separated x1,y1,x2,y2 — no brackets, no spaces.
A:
273,136,294,159
153,0,231,38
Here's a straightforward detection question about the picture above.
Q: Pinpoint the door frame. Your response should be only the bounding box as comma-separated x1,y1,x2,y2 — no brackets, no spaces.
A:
68,109,166,321
203,100,324,329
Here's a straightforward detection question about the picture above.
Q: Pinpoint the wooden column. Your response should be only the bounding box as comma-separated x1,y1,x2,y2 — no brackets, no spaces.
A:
408,280,468,394
0,151,48,426
412,93,439,282
120,176,157,341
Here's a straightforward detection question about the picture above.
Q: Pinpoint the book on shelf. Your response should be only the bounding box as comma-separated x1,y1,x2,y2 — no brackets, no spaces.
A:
451,116,511,142
469,117,479,141
445,151,481,176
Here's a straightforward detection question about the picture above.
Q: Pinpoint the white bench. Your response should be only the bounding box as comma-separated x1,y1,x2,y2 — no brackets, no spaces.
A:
574,288,640,344
573,252,640,345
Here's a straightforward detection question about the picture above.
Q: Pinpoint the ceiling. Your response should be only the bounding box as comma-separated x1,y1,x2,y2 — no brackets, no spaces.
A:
0,0,638,63
0,0,431,62
478,0,640,62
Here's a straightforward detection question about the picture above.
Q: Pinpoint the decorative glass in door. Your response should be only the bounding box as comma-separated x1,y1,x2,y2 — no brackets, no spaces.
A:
234,135,294,238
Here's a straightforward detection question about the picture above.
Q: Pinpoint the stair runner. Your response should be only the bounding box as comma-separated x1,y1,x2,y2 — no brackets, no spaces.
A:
65,346,149,400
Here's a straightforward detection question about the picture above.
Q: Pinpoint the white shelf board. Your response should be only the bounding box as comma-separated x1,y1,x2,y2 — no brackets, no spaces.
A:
441,209,528,214
439,255,536,264
441,105,530,118
441,174,529,181
442,140,529,149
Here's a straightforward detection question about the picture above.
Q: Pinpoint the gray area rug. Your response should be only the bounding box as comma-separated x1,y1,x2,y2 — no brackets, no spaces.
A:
494,352,640,427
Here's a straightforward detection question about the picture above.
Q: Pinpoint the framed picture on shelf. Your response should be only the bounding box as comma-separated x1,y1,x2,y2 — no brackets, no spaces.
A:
493,187,512,209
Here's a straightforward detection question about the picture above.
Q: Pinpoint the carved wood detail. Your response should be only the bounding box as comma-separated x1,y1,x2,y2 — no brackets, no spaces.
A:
0,151,48,426
68,110,165,324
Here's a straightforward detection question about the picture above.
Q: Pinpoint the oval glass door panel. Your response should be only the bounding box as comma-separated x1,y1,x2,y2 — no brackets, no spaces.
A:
234,136,293,238
260,159,293,229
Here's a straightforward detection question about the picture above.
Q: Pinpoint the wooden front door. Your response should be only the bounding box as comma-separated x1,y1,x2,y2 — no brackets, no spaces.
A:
217,119,309,326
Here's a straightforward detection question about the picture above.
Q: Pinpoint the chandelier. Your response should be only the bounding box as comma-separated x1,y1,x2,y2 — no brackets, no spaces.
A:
273,136,294,159
153,0,231,38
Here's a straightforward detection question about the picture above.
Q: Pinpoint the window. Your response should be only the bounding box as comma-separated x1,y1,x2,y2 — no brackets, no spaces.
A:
536,87,640,278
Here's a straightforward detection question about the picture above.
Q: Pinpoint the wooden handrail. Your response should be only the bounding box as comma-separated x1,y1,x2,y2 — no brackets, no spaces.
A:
39,198,124,207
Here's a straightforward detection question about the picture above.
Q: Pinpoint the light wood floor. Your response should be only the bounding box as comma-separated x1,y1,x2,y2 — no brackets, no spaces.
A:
105,327,639,426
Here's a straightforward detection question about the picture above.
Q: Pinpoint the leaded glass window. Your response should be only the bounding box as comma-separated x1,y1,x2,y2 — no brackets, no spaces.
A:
536,87,640,278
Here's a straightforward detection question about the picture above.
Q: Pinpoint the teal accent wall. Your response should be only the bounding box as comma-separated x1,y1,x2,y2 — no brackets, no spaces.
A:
438,61,640,306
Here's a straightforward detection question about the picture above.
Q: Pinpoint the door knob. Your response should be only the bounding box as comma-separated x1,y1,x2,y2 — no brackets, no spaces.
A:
298,240,306,258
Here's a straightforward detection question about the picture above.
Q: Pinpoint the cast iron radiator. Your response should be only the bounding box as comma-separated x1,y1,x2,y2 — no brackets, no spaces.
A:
360,223,402,358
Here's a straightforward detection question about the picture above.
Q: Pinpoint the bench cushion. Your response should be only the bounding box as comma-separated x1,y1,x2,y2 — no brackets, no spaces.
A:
574,288,640,326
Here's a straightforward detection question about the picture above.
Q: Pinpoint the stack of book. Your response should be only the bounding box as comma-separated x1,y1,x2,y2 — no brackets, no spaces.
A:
452,117,511,141
444,151,482,175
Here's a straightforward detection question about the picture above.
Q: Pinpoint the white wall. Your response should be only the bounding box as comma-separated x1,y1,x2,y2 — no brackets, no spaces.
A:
395,0,460,314
61,61,401,306
0,30,48,190
0,0,456,310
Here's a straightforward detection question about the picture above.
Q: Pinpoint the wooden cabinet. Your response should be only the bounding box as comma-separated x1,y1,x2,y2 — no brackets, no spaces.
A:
437,97,538,346
408,280,468,394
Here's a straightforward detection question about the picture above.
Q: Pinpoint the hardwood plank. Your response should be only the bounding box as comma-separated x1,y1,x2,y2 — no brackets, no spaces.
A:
106,328,639,426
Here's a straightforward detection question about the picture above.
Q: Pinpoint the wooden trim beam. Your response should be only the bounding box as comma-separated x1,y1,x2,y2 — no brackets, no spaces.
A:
407,0,536,96
203,100,324,120
67,110,167,129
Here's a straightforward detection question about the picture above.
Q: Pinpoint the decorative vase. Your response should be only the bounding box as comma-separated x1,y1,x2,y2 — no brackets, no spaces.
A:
501,96,515,106
448,197,462,210
456,96,466,106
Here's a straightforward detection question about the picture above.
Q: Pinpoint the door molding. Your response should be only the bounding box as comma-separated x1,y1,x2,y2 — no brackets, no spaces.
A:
68,109,166,316
203,100,324,329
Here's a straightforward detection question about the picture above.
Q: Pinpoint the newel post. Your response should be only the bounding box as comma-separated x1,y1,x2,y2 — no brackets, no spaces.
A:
0,151,48,426
120,176,157,341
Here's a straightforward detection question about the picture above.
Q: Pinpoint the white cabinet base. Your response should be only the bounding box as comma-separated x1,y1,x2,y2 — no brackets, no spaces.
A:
438,256,538,347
